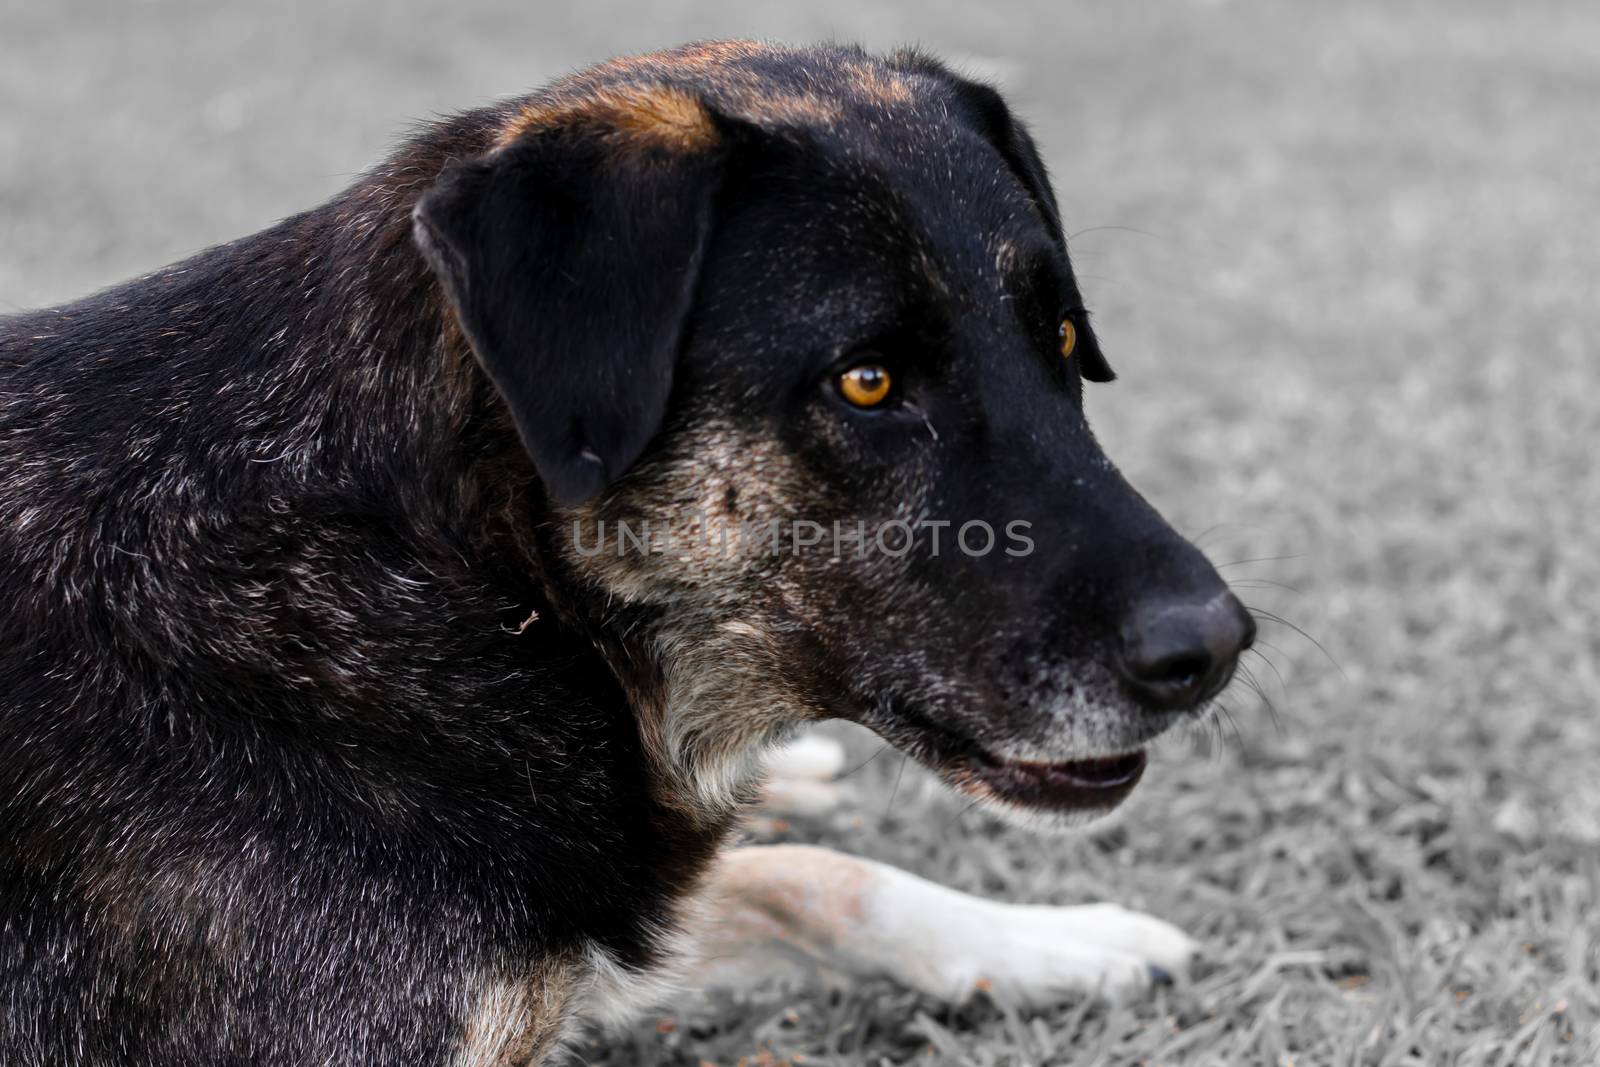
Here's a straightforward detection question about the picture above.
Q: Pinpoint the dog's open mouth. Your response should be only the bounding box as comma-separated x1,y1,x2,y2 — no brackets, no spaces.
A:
968,748,1147,813
863,695,1156,816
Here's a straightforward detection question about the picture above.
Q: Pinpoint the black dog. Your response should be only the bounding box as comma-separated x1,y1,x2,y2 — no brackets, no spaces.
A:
0,41,1251,1064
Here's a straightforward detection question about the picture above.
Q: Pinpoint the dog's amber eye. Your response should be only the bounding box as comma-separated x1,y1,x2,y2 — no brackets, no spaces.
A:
837,364,893,408
1058,318,1077,360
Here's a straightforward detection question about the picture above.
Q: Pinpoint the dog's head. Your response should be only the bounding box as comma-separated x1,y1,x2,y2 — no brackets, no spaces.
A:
414,42,1253,823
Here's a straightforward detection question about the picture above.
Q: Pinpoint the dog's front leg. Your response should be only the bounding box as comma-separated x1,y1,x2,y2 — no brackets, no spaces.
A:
699,845,1199,1007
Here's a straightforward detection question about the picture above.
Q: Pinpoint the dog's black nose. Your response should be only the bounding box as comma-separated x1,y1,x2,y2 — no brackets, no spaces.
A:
1116,593,1254,711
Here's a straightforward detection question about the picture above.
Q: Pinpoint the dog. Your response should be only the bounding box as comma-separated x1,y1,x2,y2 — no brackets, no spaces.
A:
0,41,1253,1065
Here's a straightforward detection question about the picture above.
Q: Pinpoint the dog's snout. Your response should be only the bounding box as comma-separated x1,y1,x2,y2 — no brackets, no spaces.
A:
1116,593,1254,711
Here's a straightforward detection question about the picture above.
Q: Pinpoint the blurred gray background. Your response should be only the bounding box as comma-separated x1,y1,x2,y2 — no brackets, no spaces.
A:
4,0,1597,1062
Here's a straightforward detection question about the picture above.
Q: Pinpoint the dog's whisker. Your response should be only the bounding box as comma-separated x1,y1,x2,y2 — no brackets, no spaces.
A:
939,792,985,837
884,752,911,819
1245,607,1345,678
836,743,889,782
1227,577,1303,595
1189,520,1260,551
1251,634,1294,659
1216,553,1305,569
1245,646,1290,700
1233,664,1285,734
1234,661,1269,706
1065,223,1162,242
1209,701,1246,754
1247,638,1300,703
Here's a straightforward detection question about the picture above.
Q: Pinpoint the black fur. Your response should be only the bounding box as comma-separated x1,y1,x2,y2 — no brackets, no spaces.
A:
1,42,1244,1065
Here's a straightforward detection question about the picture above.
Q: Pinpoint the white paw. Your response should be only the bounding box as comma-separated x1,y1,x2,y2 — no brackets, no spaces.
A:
921,901,1201,1009
766,733,846,781
759,777,846,816
941,943,1157,1008
1027,902,1202,980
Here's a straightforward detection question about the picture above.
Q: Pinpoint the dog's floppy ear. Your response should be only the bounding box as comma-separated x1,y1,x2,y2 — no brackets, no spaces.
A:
413,91,726,503
900,57,1117,383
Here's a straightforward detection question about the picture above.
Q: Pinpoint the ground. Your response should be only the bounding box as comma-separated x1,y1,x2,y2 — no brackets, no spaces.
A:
3,0,1596,1063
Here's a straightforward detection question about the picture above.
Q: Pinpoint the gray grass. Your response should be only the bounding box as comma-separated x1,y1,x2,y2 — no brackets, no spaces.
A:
4,0,1596,1062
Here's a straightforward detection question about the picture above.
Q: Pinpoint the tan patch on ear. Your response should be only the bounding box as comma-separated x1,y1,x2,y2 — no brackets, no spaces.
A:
659,42,846,127
496,86,718,154
670,39,776,69
844,60,914,104
672,41,910,108
503,42,920,148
